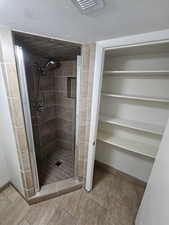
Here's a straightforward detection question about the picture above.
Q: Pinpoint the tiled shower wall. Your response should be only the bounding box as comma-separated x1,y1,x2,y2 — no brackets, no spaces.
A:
24,50,77,159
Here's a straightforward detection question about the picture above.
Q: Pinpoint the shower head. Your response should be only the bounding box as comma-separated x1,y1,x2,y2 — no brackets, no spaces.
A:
42,58,61,75
45,59,56,68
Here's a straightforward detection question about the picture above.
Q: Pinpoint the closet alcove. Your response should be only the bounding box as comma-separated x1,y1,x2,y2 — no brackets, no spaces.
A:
96,42,169,181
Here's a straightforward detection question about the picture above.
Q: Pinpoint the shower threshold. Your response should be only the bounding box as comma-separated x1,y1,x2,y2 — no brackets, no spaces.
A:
28,177,82,204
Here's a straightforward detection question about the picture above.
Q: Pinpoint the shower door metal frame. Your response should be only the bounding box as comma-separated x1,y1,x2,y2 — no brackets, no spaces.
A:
74,55,81,177
15,45,40,192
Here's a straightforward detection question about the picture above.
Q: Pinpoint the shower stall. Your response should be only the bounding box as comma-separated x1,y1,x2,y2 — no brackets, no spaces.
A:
13,31,81,188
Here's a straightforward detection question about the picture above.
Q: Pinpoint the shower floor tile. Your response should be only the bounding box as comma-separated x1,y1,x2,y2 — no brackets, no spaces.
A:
38,147,74,186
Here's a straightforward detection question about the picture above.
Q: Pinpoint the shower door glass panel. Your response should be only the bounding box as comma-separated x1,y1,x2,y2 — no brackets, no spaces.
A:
15,45,40,191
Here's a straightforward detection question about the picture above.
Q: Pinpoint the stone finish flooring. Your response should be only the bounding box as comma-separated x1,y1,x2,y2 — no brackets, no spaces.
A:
38,147,74,185
0,167,145,225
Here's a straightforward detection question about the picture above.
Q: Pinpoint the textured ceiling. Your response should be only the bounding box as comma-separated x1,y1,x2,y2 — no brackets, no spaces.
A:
1,0,169,43
13,31,81,60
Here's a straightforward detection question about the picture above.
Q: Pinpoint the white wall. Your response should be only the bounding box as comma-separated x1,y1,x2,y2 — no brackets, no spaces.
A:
0,66,10,188
0,146,9,188
0,65,23,193
136,119,169,225
96,141,153,182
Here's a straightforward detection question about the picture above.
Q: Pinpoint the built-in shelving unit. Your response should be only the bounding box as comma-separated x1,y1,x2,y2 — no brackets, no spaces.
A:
96,41,169,178
97,132,157,159
100,115,164,135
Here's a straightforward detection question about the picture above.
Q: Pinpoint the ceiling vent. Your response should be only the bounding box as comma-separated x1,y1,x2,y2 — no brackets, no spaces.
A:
72,0,104,14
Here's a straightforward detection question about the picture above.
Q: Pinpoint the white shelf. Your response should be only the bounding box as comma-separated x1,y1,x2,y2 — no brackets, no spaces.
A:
102,92,169,103
100,116,164,135
104,70,169,77
97,132,158,159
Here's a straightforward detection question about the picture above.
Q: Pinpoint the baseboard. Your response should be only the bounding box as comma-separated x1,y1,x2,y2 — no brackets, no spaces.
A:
95,160,146,187
0,181,10,193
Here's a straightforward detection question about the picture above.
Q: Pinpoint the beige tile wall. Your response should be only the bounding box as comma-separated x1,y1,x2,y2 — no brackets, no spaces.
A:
78,44,96,183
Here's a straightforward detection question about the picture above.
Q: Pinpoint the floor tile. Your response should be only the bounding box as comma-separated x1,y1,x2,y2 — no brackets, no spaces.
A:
76,191,107,225
38,147,74,185
3,185,21,202
0,197,29,225
0,193,11,219
47,208,76,225
24,201,56,225
87,168,112,207
17,219,30,225
60,189,82,217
